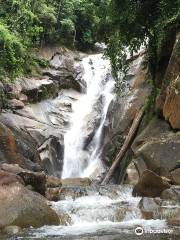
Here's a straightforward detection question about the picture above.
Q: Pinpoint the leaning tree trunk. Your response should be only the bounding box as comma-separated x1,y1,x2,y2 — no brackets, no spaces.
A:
101,108,144,185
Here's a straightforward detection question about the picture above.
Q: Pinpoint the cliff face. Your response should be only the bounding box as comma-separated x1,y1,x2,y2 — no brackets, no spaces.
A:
131,32,180,183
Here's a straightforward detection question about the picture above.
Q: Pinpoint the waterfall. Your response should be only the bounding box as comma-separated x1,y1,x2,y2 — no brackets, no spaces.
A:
62,54,115,179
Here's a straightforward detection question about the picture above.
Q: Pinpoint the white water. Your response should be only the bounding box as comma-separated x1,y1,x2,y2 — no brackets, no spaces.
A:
62,54,115,179
30,185,170,239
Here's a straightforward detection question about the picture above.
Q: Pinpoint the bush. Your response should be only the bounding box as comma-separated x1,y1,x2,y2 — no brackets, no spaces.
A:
0,23,26,80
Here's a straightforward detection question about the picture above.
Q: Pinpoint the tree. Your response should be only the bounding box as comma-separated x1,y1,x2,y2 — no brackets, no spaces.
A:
105,0,180,78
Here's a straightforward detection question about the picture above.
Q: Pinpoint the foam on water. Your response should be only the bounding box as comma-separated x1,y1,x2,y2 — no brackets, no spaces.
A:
62,54,115,179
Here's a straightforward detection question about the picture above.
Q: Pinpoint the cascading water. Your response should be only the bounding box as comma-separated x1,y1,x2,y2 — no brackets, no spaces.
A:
62,54,115,179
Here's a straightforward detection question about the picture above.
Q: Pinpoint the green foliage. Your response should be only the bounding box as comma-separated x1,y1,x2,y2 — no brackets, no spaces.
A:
0,0,105,79
0,23,26,80
105,0,180,80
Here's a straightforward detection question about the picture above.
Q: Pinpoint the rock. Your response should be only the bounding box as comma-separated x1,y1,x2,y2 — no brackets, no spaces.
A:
8,99,25,109
0,170,60,228
47,178,92,200
61,177,91,186
0,169,24,186
102,53,151,173
155,30,178,112
124,162,139,185
46,178,91,201
2,225,21,235
171,168,180,185
47,175,62,188
162,33,180,129
163,81,180,129
18,171,46,195
15,78,58,103
139,197,160,219
46,187,60,201
94,42,106,53
0,104,65,176
0,82,5,111
0,122,35,170
1,164,46,195
139,197,180,226
161,185,180,201
132,117,180,176
19,93,28,103
132,169,171,197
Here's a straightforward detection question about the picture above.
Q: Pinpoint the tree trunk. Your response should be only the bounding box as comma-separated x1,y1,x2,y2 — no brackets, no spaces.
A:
101,108,144,185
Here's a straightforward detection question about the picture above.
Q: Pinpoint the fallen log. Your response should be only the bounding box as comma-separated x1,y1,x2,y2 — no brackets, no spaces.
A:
101,108,144,185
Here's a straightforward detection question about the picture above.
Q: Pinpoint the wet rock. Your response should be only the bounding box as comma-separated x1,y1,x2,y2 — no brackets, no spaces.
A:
46,178,91,201
47,175,62,188
161,185,180,201
61,178,91,186
2,225,21,235
59,186,88,200
171,168,180,185
46,187,60,201
124,162,139,185
1,164,46,195
0,170,59,228
8,99,24,110
132,169,171,197
139,197,180,226
132,117,180,176
139,197,160,219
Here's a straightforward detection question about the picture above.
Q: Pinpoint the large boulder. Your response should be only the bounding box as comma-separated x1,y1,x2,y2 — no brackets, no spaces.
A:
13,78,58,103
132,117,180,176
132,170,171,197
0,170,60,228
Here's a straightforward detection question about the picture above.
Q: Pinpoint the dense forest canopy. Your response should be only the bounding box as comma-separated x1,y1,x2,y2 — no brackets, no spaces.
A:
0,0,179,80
